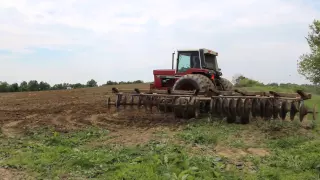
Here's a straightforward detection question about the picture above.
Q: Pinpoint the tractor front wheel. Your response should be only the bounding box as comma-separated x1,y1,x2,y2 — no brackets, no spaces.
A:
172,74,215,92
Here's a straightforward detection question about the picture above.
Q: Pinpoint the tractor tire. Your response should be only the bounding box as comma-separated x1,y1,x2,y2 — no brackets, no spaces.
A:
172,74,215,92
219,78,233,91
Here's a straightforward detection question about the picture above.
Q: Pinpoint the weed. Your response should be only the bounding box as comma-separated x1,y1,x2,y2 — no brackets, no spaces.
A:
176,121,242,146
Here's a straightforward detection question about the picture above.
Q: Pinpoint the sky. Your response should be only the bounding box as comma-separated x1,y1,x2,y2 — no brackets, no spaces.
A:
0,0,320,85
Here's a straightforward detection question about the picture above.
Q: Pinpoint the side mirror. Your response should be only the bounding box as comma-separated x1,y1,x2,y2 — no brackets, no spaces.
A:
218,68,221,71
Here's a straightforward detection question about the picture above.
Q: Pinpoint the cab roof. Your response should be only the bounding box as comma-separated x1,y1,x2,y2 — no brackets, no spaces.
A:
176,48,218,56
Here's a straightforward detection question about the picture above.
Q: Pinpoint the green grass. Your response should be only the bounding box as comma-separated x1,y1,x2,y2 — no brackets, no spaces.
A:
0,127,238,179
1,119,320,179
176,121,245,147
178,120,320,180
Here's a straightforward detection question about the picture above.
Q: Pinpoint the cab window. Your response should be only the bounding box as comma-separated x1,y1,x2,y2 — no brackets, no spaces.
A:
177,53,191,72
177,51,200,72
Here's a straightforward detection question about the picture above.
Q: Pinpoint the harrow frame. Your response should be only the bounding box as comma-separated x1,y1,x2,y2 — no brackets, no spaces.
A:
106,87,318,124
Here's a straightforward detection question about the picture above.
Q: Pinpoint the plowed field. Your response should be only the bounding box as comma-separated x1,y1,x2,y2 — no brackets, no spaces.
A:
0,83,178,138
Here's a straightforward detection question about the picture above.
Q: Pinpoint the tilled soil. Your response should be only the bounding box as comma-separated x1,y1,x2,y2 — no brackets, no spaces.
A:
0,84,183,138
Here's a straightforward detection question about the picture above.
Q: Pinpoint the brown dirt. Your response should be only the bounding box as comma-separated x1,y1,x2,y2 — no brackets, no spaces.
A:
187,143,270,161
215,146,248,159
0,83,183,139
247,148,270,156
215,145,270,159
0,168,32,180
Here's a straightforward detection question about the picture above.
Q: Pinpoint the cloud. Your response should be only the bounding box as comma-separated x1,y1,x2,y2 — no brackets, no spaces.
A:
0,0,319,85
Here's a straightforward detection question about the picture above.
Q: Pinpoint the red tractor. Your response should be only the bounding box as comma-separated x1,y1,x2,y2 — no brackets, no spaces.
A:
109,48,317,123
150,48,233,92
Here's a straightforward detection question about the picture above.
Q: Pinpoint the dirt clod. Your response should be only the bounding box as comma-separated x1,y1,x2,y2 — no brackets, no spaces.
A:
0,168,31,180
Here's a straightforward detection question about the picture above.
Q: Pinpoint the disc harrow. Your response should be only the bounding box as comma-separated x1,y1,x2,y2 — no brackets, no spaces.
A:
106,87,318,124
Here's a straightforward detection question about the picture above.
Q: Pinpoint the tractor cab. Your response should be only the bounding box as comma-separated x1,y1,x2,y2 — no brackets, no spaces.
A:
151,48,228,91
175,48,221,76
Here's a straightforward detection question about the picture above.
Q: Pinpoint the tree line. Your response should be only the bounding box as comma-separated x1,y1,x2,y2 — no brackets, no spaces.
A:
0,79,145,93
232,74,320,95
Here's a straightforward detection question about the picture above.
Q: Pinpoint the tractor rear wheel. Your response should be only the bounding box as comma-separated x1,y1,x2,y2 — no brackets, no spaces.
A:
219,78,233,91
172,74,215,92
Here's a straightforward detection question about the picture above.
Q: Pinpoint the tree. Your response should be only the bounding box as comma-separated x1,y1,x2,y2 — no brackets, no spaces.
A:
133,80,144,84
28,80,39,91
10,83,19,92
267,83,279,87
72,83,85,89
232,74,246,86
52,84,64,90
0,81,9,92
104,80,118,85
39,81,51,91
20,81,28,91
298,19,320,85
86,79,97,87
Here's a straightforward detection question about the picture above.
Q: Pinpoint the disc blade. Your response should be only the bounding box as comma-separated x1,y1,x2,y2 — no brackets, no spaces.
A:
229,98,237,117
290,102,299,121
264,99,273,120
222,98,230,116
251,99,260,118
215,98,223,116
210,98,216,116
243,98,251,117
259,99,266,118
236,98,244,116
279,101,289,120
299,103,308,122
273,99,280,119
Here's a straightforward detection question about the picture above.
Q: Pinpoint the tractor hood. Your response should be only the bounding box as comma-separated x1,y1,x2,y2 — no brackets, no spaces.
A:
153,69,176,76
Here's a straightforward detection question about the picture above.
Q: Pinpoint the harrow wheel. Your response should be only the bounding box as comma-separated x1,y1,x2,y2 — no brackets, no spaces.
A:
222,98,230,116
209,98,216,118
264,99,273,120
236,98,244,117
226,99,237,123
260,99,266,118
273,99,281,119
290,102,299,121
215,98,223,117
173,97,185,118
240,98,251,124
280,101,289,120
251,98,260,118
158,98,173,113
173,97,197,119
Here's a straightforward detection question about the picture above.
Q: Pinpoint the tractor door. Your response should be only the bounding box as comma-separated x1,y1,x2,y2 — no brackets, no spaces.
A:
176,51,200,76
